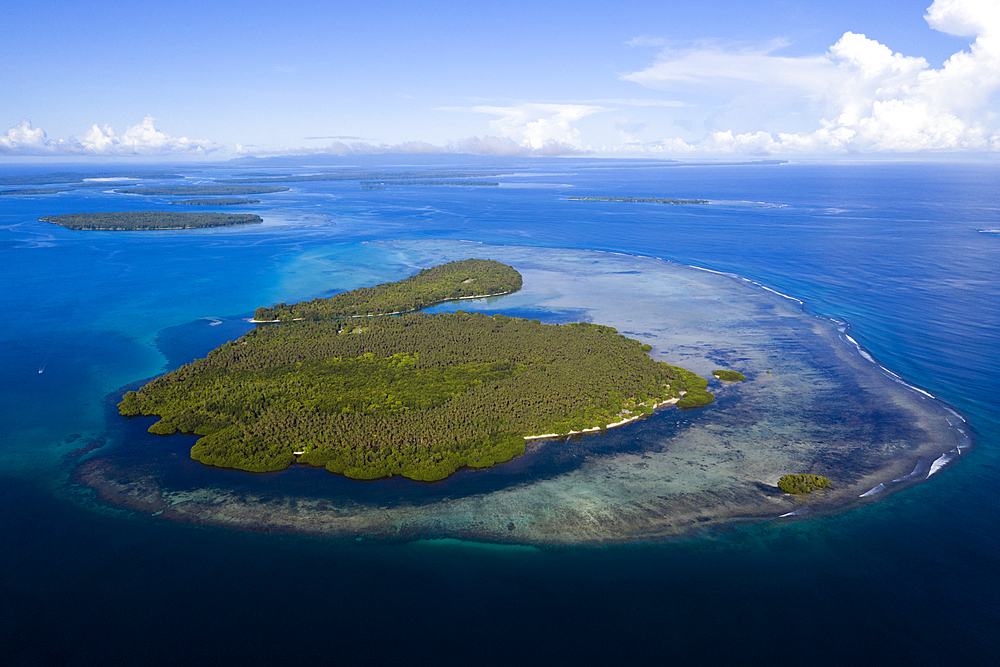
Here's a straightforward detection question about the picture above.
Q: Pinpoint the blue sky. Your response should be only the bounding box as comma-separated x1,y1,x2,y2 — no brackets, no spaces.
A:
2,0,997,158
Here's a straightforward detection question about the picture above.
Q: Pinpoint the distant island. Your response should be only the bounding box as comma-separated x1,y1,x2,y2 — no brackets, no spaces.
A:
0,188,74,196
569,197,709,204
119,259,715,480
115,185,289,196
359,180,500,187
41,211,264,231
0,171,183,186
214,170,508,184
170,198,261,206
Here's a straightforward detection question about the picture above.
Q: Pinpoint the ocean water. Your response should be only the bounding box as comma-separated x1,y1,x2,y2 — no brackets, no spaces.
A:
1,160,998,664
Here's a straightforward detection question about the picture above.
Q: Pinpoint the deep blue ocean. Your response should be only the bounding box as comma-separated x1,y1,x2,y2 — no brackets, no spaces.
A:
1,159,998,665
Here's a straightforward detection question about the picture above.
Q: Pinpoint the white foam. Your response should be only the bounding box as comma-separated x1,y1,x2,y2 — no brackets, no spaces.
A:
688,264,730,277
893,460,928,483
927,452,955,478
779,508,812,517
744,279,804,304
859,483,887,498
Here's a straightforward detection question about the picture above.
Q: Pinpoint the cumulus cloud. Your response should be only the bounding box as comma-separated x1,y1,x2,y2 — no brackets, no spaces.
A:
0,119,50,153
237,140,443,157
622,0,1000,154
0,116,220,156
444,103,607,152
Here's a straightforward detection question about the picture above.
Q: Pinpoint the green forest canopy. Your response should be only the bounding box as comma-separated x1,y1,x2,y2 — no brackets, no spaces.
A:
120,260,715,481
170,198,261,205
115,185,289,196
255,258,523,321
568,197,709,204
41,211,263,231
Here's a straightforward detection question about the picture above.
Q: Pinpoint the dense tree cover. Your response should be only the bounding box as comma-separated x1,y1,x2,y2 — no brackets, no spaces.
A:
675,368,716,409
41,212,263,231
0,188,74,196
569,197,709,204
215,171,508,184
359,180,499,187
0,171,183,186
115,186,288,196
120,311,713,480
778,474,832,494
254,259,523,321
713,369,746,382
170,198,261,205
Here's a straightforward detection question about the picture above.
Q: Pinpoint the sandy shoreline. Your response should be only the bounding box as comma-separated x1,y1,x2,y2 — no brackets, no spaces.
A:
524,398,680,440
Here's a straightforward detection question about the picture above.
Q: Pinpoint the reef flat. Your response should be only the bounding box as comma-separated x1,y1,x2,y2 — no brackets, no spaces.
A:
77,241,966,545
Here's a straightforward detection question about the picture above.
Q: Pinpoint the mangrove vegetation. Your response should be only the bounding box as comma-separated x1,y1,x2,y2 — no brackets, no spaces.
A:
778,474,832,494
254,258,523,321
41,211,264,231
568,197,709,204
170,198,261,205
120,260,716,481
115,185,289,196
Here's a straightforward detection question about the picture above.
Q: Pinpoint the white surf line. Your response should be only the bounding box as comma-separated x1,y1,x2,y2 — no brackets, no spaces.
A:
688,257,971,478
779,508,812,517
687,263,805,305
859,483,887,498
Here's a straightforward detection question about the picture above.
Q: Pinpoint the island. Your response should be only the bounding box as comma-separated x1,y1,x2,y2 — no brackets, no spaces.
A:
254,258,523,321
569,197,709,204
778,474,832,494
359,180,500,187
0,171,183,186
40,211,264,231
215,170,510,184
0,188,74,196
118,259,715,480
170,198,261,206
114,185,289,196
712,369,745,382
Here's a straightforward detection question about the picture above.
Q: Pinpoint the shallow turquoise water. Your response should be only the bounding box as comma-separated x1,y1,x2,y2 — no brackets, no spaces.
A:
1,160,998,664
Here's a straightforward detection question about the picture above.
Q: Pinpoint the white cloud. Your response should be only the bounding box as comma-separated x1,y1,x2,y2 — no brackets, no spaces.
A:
0,116,221,156
0,119,50,153
447,103,607,151
622,0,1000,154
236,139,444,157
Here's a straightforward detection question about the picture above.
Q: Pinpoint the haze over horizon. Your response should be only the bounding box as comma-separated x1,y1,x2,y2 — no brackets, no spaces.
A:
2,0,998,160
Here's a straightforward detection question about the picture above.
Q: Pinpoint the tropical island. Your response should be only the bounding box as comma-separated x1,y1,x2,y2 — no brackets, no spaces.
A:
0,188,74,196
215,170,509,184
713,369,745,382
569,197,709,204
254,258,523,321
778,474,832,494
114,185,289,196
170,198,261,206
359,180,500,187
40,211,264,231
0,171,183,186
119,259,715,480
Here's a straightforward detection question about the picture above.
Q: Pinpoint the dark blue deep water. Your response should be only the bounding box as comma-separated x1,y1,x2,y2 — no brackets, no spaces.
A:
2,160,998,665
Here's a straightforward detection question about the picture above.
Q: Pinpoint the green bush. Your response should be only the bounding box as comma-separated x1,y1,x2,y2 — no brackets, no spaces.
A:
778,474,832,494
